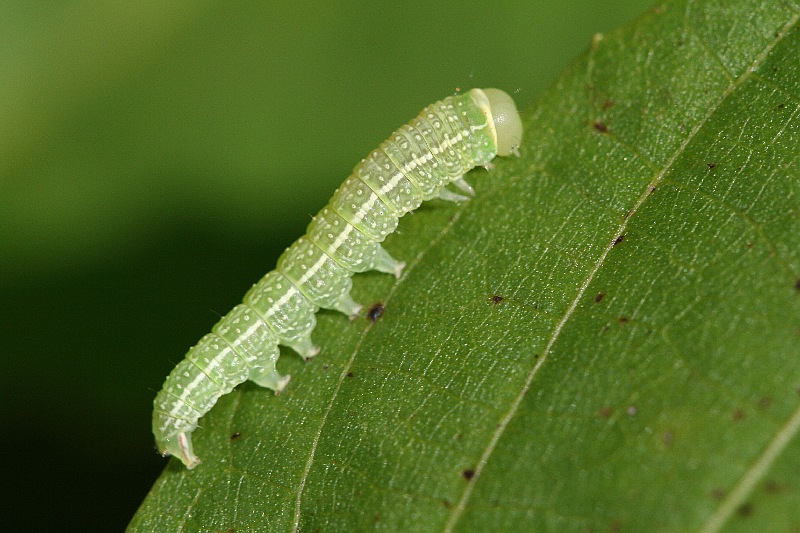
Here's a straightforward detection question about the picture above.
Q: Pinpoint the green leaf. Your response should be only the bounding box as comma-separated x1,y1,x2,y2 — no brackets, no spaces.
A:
130,0,800,531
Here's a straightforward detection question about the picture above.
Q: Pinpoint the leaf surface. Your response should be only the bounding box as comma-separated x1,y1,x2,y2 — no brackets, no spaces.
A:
130,1,800,531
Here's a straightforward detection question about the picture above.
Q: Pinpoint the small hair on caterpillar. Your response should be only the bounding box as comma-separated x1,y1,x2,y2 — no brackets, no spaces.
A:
152,88,523,468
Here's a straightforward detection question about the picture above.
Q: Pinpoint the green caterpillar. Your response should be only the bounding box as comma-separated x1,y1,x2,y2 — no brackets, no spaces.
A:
152,88,523,468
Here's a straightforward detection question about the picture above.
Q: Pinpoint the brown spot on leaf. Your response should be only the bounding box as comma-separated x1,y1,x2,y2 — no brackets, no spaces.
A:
593,121,609,133
600,406,613,418
618,316,630,325
595,292,606,303
346,372,354,378
737,502,753,517
732,409,745,421
758,397,772,410
366,302,385,323
230,432,241,440
613,234,626,246
707,162,716,171
490,294,505,305
462,469,475,480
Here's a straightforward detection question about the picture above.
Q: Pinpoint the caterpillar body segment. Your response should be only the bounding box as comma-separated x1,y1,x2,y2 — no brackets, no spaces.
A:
152,88,522,468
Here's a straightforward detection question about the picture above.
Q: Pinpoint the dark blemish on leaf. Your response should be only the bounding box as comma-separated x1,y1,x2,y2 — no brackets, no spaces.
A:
618,316,630,325
442,500,452,509
613,234,626,246
758,397,772,410
776,103,785,109
373,514,381,524
626,405,638,416
366,302,385,322
609,519,622,533
746,242,755,249
346,372,354,378
732,408,745,421
711,488,726,501
794,278,800,292
603,99,615,110
595,292,606,303
707,162,716,171
648,185,656,194
489,294,505,305
462,469,475,480
230,432,241,440
601,325,610,334
737,502,753,517
322,364,330,370
593,121,609,133
763,480,782,494
662,431,674,447
600,406,613,418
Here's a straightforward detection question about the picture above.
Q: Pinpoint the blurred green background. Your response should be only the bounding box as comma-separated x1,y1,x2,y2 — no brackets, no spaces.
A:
0,1,654,529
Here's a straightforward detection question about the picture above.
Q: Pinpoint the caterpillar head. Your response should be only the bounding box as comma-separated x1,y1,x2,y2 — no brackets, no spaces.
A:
478,88,523,156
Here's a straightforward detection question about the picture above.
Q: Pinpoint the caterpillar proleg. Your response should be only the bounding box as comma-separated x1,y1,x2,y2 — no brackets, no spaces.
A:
152,88,523,468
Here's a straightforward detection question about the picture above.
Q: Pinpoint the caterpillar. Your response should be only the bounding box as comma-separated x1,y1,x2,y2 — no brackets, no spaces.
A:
152,88,523,469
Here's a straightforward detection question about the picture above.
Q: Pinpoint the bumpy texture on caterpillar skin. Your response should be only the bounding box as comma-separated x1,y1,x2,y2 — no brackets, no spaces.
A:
152,88,523,469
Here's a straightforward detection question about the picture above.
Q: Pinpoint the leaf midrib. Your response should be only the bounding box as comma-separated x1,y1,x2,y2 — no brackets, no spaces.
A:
443,10,800,533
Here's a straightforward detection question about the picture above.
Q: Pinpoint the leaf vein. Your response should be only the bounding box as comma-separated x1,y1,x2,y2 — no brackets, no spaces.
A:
444,9,800,532
291,205,469,532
